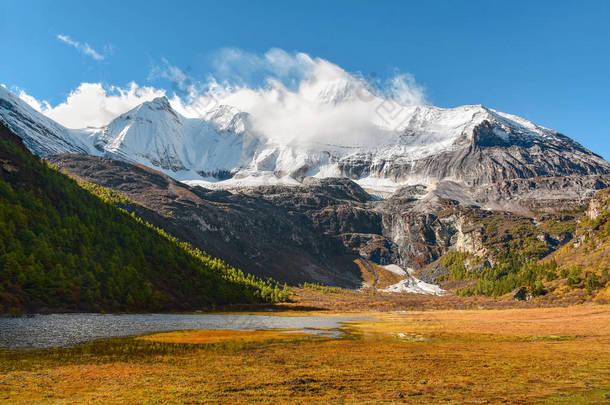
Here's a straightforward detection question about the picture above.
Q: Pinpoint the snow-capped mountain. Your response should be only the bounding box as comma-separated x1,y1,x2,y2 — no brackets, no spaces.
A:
91,97,259,177
1,85,608,193
0,86,94,156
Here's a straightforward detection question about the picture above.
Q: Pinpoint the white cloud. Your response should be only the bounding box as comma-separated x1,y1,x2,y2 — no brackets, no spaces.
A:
19,82,165,128
17,89,51,112
210,48,316,89
18,49,427,144
57,34,105,61
165,48,427,146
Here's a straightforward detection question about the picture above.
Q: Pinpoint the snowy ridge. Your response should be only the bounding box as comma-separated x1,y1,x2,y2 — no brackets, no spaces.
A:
92,97,258,174
0,86,608,193
0,86,95,156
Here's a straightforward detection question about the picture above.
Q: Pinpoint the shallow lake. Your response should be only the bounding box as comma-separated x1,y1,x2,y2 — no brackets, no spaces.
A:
0,313,361,349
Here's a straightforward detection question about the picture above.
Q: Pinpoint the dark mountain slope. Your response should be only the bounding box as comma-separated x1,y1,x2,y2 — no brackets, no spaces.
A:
0,122,287,313
47,154,376,287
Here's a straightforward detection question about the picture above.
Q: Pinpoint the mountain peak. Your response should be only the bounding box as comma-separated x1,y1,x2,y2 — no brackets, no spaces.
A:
114,96,179,124
140,96,172,111
204,105,251,133
149,96,170,106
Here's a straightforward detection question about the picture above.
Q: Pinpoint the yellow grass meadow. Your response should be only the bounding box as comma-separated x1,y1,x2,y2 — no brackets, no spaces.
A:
1,305,609,404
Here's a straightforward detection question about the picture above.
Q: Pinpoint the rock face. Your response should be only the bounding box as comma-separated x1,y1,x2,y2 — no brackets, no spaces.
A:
512,286,529,301
336,118,609,190
472,175,610,214
586,189,610,220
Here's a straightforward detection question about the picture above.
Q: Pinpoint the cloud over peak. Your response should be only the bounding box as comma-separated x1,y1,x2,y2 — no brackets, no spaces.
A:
164,48,428,145
19,82,165,128
18,48,427,145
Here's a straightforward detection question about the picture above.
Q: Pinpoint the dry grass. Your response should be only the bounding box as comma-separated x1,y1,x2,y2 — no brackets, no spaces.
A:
353,259,404,290
138,329,309,344
1,305,609,404
285,284,595,313
550,238,610,277
360,305,610,337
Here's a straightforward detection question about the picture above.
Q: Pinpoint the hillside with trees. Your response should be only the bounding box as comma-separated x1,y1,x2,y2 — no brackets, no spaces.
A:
429,193,610,303
547,188,610,302
0,122,288,313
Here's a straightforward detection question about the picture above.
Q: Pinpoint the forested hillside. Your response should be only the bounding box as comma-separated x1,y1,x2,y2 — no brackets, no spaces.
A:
0,122,288,313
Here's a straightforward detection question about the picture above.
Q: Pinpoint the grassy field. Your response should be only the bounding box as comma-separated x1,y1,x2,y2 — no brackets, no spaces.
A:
1,305,609,404
285,283,598,312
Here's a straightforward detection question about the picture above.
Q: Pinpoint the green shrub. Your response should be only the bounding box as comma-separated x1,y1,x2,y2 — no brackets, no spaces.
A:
441,252,479,281
585,272,601,294
566,267,582,288
530,280,546,297
298,282,341,294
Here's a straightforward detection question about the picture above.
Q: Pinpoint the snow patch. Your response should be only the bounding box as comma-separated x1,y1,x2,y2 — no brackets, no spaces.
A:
382,275,445,295
183,172,300,189
382,264,408,276
378,264,444,295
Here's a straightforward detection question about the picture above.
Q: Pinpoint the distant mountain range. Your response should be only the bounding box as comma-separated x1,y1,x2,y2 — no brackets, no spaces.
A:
1,85,608,195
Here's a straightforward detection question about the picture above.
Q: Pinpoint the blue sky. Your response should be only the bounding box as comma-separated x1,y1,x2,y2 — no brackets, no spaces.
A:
1,0,609,158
